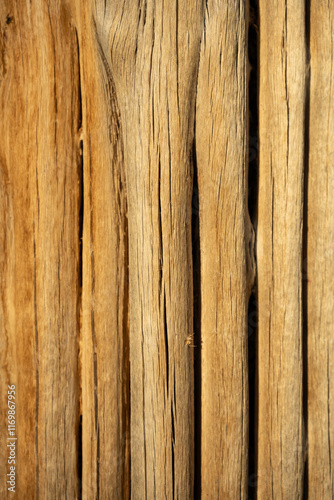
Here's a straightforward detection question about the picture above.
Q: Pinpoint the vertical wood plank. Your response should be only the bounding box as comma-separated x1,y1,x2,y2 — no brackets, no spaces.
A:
0,1,81,497
78,2,130,498
307,1,334,497
257,0,306,497
0,95,16,499
196,1,253,497
94,1,203,497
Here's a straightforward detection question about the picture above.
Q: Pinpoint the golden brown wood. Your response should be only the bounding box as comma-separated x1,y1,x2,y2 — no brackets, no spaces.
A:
0,1,81,497
77,2,130,498
195,1,253,497
257,0,306,497
307,1,334,497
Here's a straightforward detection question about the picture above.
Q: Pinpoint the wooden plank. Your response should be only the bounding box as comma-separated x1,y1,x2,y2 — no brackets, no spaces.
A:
307,1,334,497
257,0,306,497
77,2,130,498
195,1,254,497
0,2,81,497
93,1,203,497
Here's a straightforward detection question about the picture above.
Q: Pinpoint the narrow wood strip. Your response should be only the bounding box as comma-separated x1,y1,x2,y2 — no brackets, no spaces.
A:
307,1,334,497
78,2,130,497
196,1,252,497
257,0,306,497
0,1,81,497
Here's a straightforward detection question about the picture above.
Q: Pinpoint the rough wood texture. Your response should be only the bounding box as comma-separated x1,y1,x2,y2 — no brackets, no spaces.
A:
78,2,130,498
307,1,334,497
257,0,306,497
0,1,81,497
2,2,334,498
196,1,254,497
93,1,203,497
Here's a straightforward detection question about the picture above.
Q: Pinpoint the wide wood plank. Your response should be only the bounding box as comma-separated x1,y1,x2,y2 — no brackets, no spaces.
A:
0,1,81,497
93,1,203,497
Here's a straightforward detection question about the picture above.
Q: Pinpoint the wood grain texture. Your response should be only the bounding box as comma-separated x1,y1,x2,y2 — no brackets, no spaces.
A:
0,1,81,497
93,1,203,497
2,2,334,498
307,1,334,497
78,2,130,498
195,1,254,497
257,0,306,497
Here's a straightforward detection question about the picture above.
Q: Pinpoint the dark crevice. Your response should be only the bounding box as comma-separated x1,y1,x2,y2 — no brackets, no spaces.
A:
248,0,259,224
248,0,259,499
75,28,84,500
171,404,175,499
192,133,202,500
88,134,100,496
74,29,84,500
6,14,14,25
78,140,83,289
248,292,258,499
75,27,82,132
33,222,40,500
176,0,179,112
77,414,82,499
163,291,169,395
166,105,173,226
97,428,100,499
302,2,311,498
158,153,163,286
142,0,147,28
121,150,130,497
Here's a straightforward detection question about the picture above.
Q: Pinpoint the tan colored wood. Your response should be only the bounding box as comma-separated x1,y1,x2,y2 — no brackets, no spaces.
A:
257,0,306,497
3,2,334,498
0,1,81,497
93,1,203,497
77,2,130,498
196,1,254,497
307,1,334,497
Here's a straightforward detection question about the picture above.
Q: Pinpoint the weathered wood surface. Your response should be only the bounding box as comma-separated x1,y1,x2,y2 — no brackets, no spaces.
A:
1,1,334,499
0,1,81,498
93,2,203,497
257,0,306,497
196,1,254,497
307,1,334,497
78,2,130,498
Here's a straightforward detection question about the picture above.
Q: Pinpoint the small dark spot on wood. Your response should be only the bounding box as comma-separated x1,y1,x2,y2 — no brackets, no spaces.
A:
6,15,14,25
